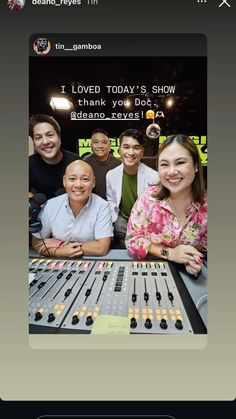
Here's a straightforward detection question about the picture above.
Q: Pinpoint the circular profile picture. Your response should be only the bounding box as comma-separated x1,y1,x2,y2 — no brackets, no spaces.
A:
7,0,25,11
33,38,51,56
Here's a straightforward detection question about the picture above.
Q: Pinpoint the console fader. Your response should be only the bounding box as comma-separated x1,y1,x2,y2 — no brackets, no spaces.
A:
29,258,94,332
29,258,206,334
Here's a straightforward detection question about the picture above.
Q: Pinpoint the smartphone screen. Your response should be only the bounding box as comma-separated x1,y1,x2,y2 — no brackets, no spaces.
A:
0,1,235,418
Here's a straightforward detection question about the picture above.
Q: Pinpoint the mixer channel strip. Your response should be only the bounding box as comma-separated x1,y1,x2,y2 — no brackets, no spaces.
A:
29,258,95,332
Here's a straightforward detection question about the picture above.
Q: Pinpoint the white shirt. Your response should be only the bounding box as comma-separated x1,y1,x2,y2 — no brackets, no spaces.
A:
33,193,113,242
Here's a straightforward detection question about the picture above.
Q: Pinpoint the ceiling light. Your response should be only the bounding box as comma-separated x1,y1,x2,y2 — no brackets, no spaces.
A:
124,99,132,109
166,97,174,108
50,97,72,110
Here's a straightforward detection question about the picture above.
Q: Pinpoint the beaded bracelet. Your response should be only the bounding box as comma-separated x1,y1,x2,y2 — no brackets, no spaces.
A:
53,240,65,257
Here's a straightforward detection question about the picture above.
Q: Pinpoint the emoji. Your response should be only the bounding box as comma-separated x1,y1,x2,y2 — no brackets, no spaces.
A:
145,110,155,120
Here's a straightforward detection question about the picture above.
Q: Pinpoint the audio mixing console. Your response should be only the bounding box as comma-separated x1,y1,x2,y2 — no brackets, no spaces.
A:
29,258,206,334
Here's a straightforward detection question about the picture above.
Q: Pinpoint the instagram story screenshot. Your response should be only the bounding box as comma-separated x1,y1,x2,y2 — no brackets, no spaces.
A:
0,1,235,418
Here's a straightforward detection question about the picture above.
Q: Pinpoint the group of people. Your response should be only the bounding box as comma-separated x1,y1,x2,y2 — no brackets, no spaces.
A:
29,114,207,277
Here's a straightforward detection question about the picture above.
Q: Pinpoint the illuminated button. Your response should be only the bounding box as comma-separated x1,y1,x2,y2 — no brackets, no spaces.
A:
129,308,133,313
150,262,155,268
135,308,139,313
177,315,183,321
171,315,176,321
129,314,133,319
132,262,138,268
142,314,147,320
163,315,168,320
50,262,57,268
157,315,162,321
94,306,100,312
60,304,65,310
98,262,104,269
142,308,147,313
169,309,174,314
87,311,92,317
58,262,65,269
73,311,79,316
141,262,146,268
149,314,153,320
54,304,59,310
38,308,44,314
107,261,113,267
31,259,37,264
77,261,82,266
56,310,62,316
162,309,167,314
156,308,161,314
134,314,139,319
82,306,87,311
79,311,85,317
176,309,181,315
148,308,153,314
93,312,98,317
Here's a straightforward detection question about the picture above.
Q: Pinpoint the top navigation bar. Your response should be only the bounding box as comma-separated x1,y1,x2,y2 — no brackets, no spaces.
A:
29,33,207,57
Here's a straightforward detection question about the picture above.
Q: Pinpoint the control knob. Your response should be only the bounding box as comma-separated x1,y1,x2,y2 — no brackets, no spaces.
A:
130,317,137,329
160,318,168,330
144,318,152,329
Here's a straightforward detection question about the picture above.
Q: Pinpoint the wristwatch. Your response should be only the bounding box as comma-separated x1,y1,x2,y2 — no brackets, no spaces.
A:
161,247,169,260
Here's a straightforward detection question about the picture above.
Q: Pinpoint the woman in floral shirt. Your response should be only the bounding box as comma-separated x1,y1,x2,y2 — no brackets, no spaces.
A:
126,134,207,277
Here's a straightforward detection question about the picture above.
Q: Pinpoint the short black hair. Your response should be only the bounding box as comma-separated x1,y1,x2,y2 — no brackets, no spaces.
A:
119,128,146,146
29,114,61,139
91,128,109,138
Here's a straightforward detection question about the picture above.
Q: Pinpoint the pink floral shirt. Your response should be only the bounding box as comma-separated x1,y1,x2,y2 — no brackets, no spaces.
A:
126,185,207,260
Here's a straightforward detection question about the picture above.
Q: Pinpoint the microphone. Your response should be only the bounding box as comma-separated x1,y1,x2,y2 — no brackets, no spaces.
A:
29,193,47,234
29,194,52,258
29,193,47,223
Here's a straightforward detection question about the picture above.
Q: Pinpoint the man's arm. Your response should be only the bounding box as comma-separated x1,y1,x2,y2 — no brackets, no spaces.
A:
32,236,59,257
80,237,111,256
32,236,83,258
32,236,111,258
